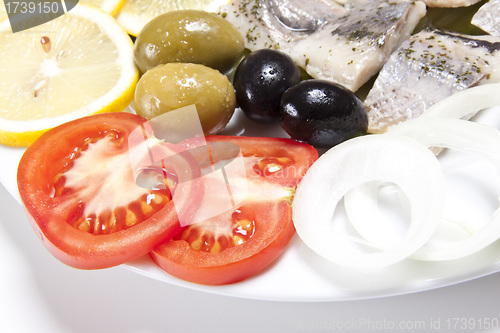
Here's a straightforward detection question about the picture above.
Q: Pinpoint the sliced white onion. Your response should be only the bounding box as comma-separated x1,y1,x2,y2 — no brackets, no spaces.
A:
292,134,445,268
420,82,500,120
346,117,500,261
344,181,411,250
391,117,500,260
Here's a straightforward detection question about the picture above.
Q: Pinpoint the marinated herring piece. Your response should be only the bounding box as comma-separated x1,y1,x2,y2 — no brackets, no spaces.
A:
472,0,500,37
332,0,481,6
219,0,346,50
289,0,426,91
421,0,482,7
219,0,425,91
365,29,500,133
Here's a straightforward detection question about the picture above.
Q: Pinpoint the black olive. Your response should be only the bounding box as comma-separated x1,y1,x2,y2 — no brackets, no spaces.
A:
233,49,302,123
280,79,368,148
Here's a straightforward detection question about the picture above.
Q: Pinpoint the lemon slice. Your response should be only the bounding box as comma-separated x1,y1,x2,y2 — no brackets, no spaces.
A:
0,3,139,147
0,0,124,19
0,1,6,22
116,0,231,36
82,0,126,16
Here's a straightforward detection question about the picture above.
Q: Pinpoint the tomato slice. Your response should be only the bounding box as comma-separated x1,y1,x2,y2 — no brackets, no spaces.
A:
17,112,203,269
150,136,318,285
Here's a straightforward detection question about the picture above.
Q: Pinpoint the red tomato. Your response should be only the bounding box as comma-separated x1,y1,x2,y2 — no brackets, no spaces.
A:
17,112,203,269
150,136,318,285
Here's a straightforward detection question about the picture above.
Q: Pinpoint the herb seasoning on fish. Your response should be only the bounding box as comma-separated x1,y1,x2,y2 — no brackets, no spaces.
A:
365,29,500,133
289,0,426,91
219,0,426,91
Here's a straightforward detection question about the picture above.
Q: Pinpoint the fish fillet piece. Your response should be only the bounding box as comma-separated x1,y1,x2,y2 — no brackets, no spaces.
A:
421,0,482,7
365,29,500,133
219,0,346,51
334,0,481,7
289,0,426,91
220,0,426,92
472,0,500,36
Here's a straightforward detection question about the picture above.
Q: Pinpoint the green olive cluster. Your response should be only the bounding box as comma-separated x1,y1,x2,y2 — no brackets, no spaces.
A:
133,10,245,135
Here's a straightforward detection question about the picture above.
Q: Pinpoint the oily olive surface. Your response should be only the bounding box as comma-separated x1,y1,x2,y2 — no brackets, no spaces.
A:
280,80,368,148
233,49,302,123
134,63,236,135
134,10,245,74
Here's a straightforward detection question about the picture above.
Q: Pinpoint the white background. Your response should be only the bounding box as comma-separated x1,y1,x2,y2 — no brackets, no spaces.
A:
2,183,500,333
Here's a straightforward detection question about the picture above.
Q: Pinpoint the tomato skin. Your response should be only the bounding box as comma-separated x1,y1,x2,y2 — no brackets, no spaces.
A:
17,112,203,269
150,136,318,285
151,200,295,285
207,135,318,187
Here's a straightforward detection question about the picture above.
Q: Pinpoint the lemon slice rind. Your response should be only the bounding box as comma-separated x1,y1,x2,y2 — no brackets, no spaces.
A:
116,0,231,36
0,4,138,147
82,0,126,16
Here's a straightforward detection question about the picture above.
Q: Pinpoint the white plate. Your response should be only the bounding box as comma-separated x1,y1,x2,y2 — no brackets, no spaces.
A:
3,106,500,302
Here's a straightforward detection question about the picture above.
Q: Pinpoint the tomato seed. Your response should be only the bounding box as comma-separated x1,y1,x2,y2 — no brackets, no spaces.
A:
173,207,258,252
78,220,90,232
141,201,154,215
211,241,222,253
125,209,137,226
233,235,245,246
190,238,203,251
152,194,164,205
236,219,253,233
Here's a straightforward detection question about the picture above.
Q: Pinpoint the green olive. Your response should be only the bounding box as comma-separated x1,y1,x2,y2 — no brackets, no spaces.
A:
134,10,245,74
134,63,236,135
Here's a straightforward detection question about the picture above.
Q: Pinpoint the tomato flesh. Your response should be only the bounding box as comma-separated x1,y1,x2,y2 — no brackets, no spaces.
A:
17,114,317,283
174,206,256,253
150,136,318,285
52,133,176,235
17,112,203,269
152,200,295,285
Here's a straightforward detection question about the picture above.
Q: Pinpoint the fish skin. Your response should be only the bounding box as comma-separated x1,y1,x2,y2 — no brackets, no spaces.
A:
421,0,482,7
220,0,426,92
332,0,482,7
289,0,426,91
365,29,500,133
218,0,346,51
472,0,500,37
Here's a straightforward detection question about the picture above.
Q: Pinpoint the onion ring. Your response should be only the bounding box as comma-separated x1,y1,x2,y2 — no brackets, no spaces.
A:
346,118,500,261
420,83,500,120
392,118,500,260
292,134,445,268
